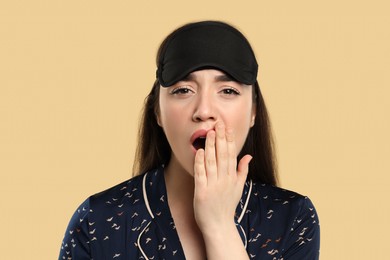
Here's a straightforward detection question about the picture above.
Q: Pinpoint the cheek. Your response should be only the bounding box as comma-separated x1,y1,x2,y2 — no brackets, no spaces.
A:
227,103,254,153
158,103,185,135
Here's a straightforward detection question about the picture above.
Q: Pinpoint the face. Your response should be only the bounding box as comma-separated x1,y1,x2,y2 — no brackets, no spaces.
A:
157,69,256,176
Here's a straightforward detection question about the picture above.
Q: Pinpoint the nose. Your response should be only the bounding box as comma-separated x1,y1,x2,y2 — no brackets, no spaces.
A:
192,93,216,122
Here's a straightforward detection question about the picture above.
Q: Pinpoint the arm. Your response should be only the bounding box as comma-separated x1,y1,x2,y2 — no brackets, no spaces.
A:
281,197,320,260
58,198,92,260
201,222,249,260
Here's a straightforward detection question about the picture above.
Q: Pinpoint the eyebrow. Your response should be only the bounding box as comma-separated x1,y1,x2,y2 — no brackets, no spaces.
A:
215,74,235,82
180,73,235,82
180,74,196,82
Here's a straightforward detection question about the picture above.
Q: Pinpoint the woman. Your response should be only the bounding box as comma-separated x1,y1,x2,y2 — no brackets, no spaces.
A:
59,21,320,260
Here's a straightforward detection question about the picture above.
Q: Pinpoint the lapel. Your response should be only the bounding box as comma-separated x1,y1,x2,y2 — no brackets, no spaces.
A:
137,167,186,259
138,166,253,259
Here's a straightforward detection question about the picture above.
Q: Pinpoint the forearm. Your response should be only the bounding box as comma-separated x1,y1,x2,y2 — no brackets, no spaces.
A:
202,222,249,260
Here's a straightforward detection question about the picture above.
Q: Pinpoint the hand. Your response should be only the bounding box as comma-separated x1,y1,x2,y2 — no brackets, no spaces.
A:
193,122,252,235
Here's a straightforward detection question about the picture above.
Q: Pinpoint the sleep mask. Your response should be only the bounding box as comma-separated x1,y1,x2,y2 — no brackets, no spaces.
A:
156,21,258,87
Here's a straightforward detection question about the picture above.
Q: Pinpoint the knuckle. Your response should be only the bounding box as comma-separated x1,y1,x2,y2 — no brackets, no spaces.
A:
206,157,216,165
218,151,228,159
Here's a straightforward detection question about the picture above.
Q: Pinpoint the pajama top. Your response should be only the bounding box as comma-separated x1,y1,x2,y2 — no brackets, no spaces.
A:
59,165,320,259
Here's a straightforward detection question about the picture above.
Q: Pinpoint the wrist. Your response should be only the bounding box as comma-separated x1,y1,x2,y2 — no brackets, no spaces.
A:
201,220,238,241
201,221,249,260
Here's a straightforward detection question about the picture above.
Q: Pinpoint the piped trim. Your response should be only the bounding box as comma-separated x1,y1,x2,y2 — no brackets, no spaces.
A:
140,170,253,254
238,179,253,223
237,223,248,248
142,173,154,219
236,179,252,248
137,220,152,260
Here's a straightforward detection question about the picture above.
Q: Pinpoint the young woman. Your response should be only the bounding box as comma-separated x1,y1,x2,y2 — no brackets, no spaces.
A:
59,21,320,260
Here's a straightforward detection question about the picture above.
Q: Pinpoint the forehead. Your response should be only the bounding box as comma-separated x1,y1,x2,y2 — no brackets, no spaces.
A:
179,69,236,82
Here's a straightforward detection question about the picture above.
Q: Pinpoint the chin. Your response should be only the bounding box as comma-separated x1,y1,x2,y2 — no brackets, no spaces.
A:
186,169,195,178
182,162,195,178
166,152,196,178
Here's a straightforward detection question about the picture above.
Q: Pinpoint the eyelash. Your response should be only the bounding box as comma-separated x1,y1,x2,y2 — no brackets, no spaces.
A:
170,86,193,95
170,86,240,95
221,87,240,95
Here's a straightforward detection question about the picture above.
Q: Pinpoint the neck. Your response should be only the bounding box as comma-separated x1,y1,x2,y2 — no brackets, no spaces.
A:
164,157,195,212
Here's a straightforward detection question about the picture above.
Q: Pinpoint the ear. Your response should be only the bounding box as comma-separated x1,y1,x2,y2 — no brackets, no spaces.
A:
155,109,162,127
250,115,255,127
250,104,256,127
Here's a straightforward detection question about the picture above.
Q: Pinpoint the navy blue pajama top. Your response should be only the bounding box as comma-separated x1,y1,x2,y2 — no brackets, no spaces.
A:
59,166,320,259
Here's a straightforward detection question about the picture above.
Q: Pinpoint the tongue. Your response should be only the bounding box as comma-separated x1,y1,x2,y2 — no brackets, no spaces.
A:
193,138,206,150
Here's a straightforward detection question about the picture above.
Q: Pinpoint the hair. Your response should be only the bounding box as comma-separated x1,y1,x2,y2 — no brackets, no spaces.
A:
133,21,278,186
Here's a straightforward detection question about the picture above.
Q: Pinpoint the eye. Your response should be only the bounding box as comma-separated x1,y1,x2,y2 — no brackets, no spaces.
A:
171,86,194,95
221,87,240,95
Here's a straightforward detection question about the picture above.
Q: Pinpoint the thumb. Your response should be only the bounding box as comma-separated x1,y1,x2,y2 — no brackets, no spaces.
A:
237,155,252,184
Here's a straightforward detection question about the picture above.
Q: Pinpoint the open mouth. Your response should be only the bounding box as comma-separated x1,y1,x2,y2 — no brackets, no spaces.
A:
192,136,206,150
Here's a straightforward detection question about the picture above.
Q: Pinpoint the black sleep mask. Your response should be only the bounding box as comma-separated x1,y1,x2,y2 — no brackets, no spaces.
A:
156,21,258,87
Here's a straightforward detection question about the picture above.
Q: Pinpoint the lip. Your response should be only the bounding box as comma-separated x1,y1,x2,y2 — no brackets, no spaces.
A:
190,129,211,153
190,129,210,145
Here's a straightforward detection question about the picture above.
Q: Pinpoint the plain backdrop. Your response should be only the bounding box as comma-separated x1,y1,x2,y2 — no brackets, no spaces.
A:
1,0,389,259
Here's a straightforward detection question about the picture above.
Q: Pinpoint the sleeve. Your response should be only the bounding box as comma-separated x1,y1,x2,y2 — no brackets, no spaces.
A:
282,197,320,260
58,198,92,260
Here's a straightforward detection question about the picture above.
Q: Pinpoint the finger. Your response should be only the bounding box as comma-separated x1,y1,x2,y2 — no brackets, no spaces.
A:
205,130,217,183
237,154,252,185
194,148,207,187
226,126,237,176
215,122,228,178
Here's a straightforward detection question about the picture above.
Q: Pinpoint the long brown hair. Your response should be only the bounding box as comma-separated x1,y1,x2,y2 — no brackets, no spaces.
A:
133,22,278,185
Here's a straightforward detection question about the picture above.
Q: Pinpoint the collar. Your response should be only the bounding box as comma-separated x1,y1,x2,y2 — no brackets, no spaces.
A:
139,166,253,255
142,165,253,224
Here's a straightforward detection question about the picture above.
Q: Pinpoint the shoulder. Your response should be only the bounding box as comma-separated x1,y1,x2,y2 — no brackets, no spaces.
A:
61,172,147,233
59,171,154,258
248,182,318,219
89,173,145,208
244,182,320,259
248,183,320,234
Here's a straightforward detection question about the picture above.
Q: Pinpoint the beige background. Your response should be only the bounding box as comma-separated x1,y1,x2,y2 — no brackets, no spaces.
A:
1,0,389,259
